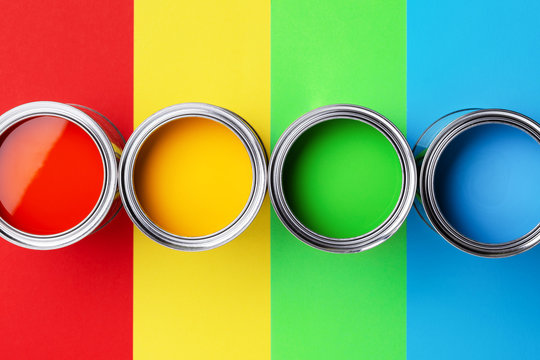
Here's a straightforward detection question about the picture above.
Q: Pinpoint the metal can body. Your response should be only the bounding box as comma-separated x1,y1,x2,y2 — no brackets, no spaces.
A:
0,101,124,249
119,102,267,251
415,109,540,257
269,104,416,253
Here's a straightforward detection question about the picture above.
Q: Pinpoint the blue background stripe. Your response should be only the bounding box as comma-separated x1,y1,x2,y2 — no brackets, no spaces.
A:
407,1,540,358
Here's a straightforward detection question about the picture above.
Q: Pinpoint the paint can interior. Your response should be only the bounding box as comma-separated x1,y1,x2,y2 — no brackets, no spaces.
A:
415,109,540,257
269,104,416,253
119,103,267,251
0,101,123,249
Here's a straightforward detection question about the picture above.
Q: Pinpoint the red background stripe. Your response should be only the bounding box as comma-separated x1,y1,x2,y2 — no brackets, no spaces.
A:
0,1,133,358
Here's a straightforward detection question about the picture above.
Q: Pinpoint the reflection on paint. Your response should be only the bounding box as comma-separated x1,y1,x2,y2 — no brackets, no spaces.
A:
133,116,253,237
434,123,540,243
282,119,403,238
0,116,104,235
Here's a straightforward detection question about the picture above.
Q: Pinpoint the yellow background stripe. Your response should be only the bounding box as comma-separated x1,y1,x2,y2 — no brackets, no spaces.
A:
134,1,270,358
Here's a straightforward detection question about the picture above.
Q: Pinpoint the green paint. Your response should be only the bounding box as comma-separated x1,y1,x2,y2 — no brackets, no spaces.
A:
283,119,402,238
271,0,407,359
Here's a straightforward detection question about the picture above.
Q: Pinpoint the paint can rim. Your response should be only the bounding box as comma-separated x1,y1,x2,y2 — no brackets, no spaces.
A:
419,109,540,257
269,104,416,253
119,102,268,251
0,101,119,249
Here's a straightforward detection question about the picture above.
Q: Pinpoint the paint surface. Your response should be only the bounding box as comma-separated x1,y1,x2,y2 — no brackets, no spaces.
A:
408,0,540,358
283,118,402,238
133,116,252,237
434,123,540,243
271,0,406,358
0,116,104,235
134,0,270,358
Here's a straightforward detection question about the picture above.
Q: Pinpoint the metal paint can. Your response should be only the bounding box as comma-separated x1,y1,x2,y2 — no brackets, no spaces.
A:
415,109,540,257
119,103,267,251
0,101,123,249
269,104,416,253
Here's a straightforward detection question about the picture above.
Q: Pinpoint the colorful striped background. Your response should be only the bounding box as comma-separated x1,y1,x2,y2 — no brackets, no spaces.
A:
0,0,539,359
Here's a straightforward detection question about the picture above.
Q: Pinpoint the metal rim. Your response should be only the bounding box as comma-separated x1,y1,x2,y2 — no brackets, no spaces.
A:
0,101,118,249
269,104,416,253
119,102,267,251
412,108,481,231
419,109,540,257
68,103,125,233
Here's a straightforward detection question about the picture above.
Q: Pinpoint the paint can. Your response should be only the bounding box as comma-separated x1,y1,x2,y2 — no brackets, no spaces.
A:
0,101,124,249
269,104,416,253
119,103,267,251
415,109,540,257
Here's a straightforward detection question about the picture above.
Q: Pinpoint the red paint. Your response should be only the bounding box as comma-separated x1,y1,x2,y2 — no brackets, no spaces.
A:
0,1,133,359
0,116,104,235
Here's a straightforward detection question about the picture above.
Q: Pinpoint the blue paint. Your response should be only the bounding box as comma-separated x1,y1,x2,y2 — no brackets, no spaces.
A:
434,123,540,243
408,0,540,359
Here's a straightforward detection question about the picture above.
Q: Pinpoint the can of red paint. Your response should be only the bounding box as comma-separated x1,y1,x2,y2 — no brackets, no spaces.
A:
0,101,124,249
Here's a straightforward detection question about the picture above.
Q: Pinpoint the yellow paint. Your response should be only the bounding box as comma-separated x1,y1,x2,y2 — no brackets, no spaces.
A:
134,0,270,359
133,117,252,237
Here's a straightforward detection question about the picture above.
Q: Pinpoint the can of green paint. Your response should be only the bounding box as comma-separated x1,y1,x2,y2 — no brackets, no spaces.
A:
269,104,416,253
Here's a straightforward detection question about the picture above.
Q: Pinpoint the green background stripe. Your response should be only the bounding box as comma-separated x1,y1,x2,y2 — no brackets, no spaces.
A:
270,0,407,358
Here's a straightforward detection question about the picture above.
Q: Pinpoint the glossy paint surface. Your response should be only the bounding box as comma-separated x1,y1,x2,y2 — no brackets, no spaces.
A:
434,123,540,244
283,118,402,238
0,116,104,234
133,116,253,237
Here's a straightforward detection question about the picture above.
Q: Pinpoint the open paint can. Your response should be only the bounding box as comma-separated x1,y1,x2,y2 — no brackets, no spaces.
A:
0,101,124,249
269,104,416,253
119,103,267,251
415,109,540,257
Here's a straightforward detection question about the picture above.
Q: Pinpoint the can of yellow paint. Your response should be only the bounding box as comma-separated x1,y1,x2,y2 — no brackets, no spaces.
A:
269,104,416,253
119,103,267,251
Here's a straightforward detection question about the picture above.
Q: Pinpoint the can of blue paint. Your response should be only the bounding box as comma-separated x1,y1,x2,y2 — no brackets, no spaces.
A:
415,109,540,257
